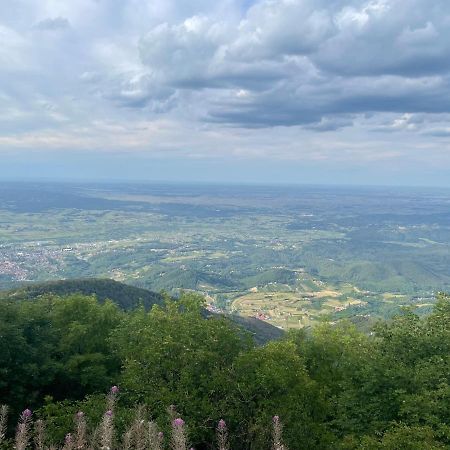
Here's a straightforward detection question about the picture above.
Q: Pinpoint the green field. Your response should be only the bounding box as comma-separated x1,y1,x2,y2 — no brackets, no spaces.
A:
1,182,448,326
231,275,367,329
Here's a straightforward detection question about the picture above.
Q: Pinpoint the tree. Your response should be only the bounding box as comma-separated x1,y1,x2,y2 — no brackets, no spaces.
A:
113,292,252,445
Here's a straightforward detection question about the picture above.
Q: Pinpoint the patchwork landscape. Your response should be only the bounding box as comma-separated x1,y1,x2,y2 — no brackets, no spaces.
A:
1,182,449,329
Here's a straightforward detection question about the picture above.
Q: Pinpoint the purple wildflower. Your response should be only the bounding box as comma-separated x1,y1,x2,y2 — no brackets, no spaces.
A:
173,418,185,427
105,410,113,417
111,385,119,394
272,415,285,450
216,418,229,450
22,409,32,419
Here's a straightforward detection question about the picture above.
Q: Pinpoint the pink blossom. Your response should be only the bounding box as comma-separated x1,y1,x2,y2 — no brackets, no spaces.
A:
272,415,280,423
218,419,227,430
173,418,185,427
22,409,32,418
105,410,113,417
111,385,119,394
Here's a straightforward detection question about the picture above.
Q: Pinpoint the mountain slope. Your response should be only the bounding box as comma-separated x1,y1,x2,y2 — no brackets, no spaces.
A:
0,278,283,344
0,278,164,311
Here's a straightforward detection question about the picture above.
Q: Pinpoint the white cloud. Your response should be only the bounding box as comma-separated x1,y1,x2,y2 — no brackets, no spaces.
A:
0,0,450,179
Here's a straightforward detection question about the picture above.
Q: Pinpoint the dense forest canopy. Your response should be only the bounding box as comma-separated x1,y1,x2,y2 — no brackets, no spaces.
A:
0,290,449,449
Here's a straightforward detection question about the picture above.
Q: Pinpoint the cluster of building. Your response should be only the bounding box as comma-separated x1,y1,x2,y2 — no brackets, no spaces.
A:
0,244,66,282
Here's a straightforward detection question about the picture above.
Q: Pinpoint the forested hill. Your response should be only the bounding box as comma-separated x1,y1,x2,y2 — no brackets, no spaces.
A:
0,278,284,344
0,278,165,311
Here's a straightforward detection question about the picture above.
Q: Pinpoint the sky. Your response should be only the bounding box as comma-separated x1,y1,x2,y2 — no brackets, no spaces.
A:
1,0,450,186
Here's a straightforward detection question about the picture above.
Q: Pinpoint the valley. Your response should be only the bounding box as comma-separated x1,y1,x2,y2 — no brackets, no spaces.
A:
0,182,449,329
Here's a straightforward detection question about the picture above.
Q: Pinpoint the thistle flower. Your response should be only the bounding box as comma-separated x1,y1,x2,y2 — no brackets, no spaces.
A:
99,409,114,449
133,406,147,450
148,421,163,450
63,432,75,450
106,388,117,413
216,419,229,450
34,419,46,450
15,409,33,450
171,417,188,450
272,415,287,450
74,410,87,449
173,418,185,427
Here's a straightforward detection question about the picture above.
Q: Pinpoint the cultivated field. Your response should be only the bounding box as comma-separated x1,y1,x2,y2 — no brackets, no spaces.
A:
231,280,366,329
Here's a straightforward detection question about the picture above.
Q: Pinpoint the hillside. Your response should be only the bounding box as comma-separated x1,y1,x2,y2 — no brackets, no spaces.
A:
143,267,240,291
225,314,284,344
0,278,165,311
0,278,283,344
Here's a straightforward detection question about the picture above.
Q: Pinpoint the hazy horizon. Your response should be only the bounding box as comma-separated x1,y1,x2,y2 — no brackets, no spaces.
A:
2,176,450,190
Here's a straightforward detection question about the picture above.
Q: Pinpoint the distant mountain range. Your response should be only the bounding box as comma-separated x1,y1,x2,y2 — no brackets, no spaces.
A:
0,278,284,345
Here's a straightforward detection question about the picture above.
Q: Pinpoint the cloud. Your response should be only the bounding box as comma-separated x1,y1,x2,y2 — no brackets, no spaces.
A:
134,0,450,128
0,0,450,185
139,17,231,87
34,16,70,30
314,1,450,77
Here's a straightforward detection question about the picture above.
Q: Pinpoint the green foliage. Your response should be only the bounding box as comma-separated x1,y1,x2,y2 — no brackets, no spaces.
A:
229,341,332,449
1,291,449,449
356,425,446,449
294,293,450,447
114,292,253,444
0,295,123,418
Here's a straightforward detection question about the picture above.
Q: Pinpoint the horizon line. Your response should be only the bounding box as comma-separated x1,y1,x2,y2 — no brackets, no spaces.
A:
1,178,450,191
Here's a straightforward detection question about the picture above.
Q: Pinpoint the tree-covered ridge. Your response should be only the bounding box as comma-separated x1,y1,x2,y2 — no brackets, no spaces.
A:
0,278,164,311
0,291,449,449
0,278,284,345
